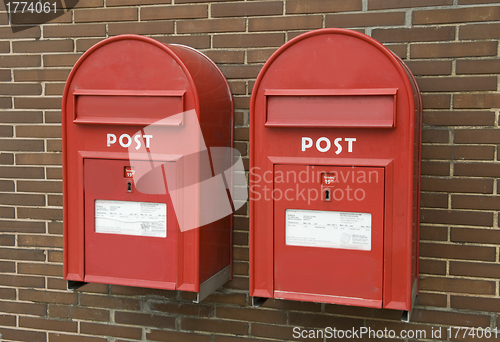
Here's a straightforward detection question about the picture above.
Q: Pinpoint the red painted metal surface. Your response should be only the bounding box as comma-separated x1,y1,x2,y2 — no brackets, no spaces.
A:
62,35,233,293
249,28,422,311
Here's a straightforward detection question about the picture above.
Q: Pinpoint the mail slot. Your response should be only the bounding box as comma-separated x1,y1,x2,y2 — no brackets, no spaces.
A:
62,35,234,301
249,28,422,316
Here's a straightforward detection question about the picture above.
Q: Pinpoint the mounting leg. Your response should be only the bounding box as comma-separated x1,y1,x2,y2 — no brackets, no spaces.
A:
251,297,268,307
67,281,87,291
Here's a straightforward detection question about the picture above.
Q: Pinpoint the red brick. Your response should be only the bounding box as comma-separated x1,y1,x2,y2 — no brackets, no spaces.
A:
108,0,170,5
44,24,106,38
108,21,174,35
141,5,207,20
49,305,109,322
420,225,448,241
249,15,322,31
154,35,211,49
178,18,245,33
214,33,285,48
326,12,405,27
454,94,500,109
114,311,175,329
0,70,11,81
75,8,138,22
451,296,500,312
18,263,62,277
0,83,41,96
0,111,43,123
71,0,105,8
0,274,44,288
422,94,450,109
46,111,62,123
80,322,142,339
421,208,493,227
411,41,498,58
47,167,63,180
420,258,446,274
181,317,248,334
16,153,62,165
424,111,495,126
46,84,65,96
220,65,262,79
0,166,44,178
0,41,9,53
213,1,282,17
217,307,285,324
203,50,245,64
0,313,16,325
18,207,63,220
147,330,210,342
76,38,103,52
49,333,107,342
287,0,361,14
420,276,495,295
454,162,500,177
43,54,81,67
369,0,452,9
228,81,246,95
0,55,41,67
0,299,47,315
289,312,363,329
20,289,77,304
15,97,62,110
460,22,500,40
416,293,447,307
80,294,141,310
17,180,62,193
149,301,212,316
0,127,13,138
0,26,41,39
421,161,450,175
203,292,247,306
0,193,44,206
0,97,12,108
413,6,500,24
412,309,490,327
450,261,500,279
247,48,277,63
416,76,497,92
13,40,73,53
373,26,455,43
451,227,500,244
456,59,500,75
421,177,493,193
420,242,496,261
0,327,46,342
20,316,77,333
455,146,495,161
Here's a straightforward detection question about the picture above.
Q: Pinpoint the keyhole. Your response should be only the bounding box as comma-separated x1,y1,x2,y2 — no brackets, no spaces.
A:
127,181,132,192
324,189,331,201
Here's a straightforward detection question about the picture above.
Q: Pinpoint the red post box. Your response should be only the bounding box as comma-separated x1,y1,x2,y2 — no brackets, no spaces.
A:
249,29,422,317
62,35,234,301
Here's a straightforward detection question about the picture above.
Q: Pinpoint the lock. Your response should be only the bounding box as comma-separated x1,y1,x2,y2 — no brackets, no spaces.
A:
126,180,132,192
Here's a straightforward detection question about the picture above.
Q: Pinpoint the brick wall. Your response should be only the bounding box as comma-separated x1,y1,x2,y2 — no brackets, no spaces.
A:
0,0,499,341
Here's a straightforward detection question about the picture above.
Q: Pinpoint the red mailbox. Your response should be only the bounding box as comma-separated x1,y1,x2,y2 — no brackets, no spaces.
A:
62,35,234,301
249,29,422,315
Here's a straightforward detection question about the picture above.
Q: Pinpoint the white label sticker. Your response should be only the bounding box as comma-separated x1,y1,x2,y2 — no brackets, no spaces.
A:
285,209,371,250
95,200,167,238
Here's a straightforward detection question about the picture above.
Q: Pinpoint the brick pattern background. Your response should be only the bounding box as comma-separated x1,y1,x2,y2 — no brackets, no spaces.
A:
0,0,499,341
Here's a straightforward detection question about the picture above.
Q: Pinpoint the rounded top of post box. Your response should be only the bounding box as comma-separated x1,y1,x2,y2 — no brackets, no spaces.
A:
250,28,416,116
62,34,204,117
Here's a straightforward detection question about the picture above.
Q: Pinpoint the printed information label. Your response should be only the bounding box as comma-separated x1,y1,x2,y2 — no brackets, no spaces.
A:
95,200,167,238
285,209,371,250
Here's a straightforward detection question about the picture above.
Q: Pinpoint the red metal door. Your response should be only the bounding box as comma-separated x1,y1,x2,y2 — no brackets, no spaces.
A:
273,164,384,307
84,158,178,289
